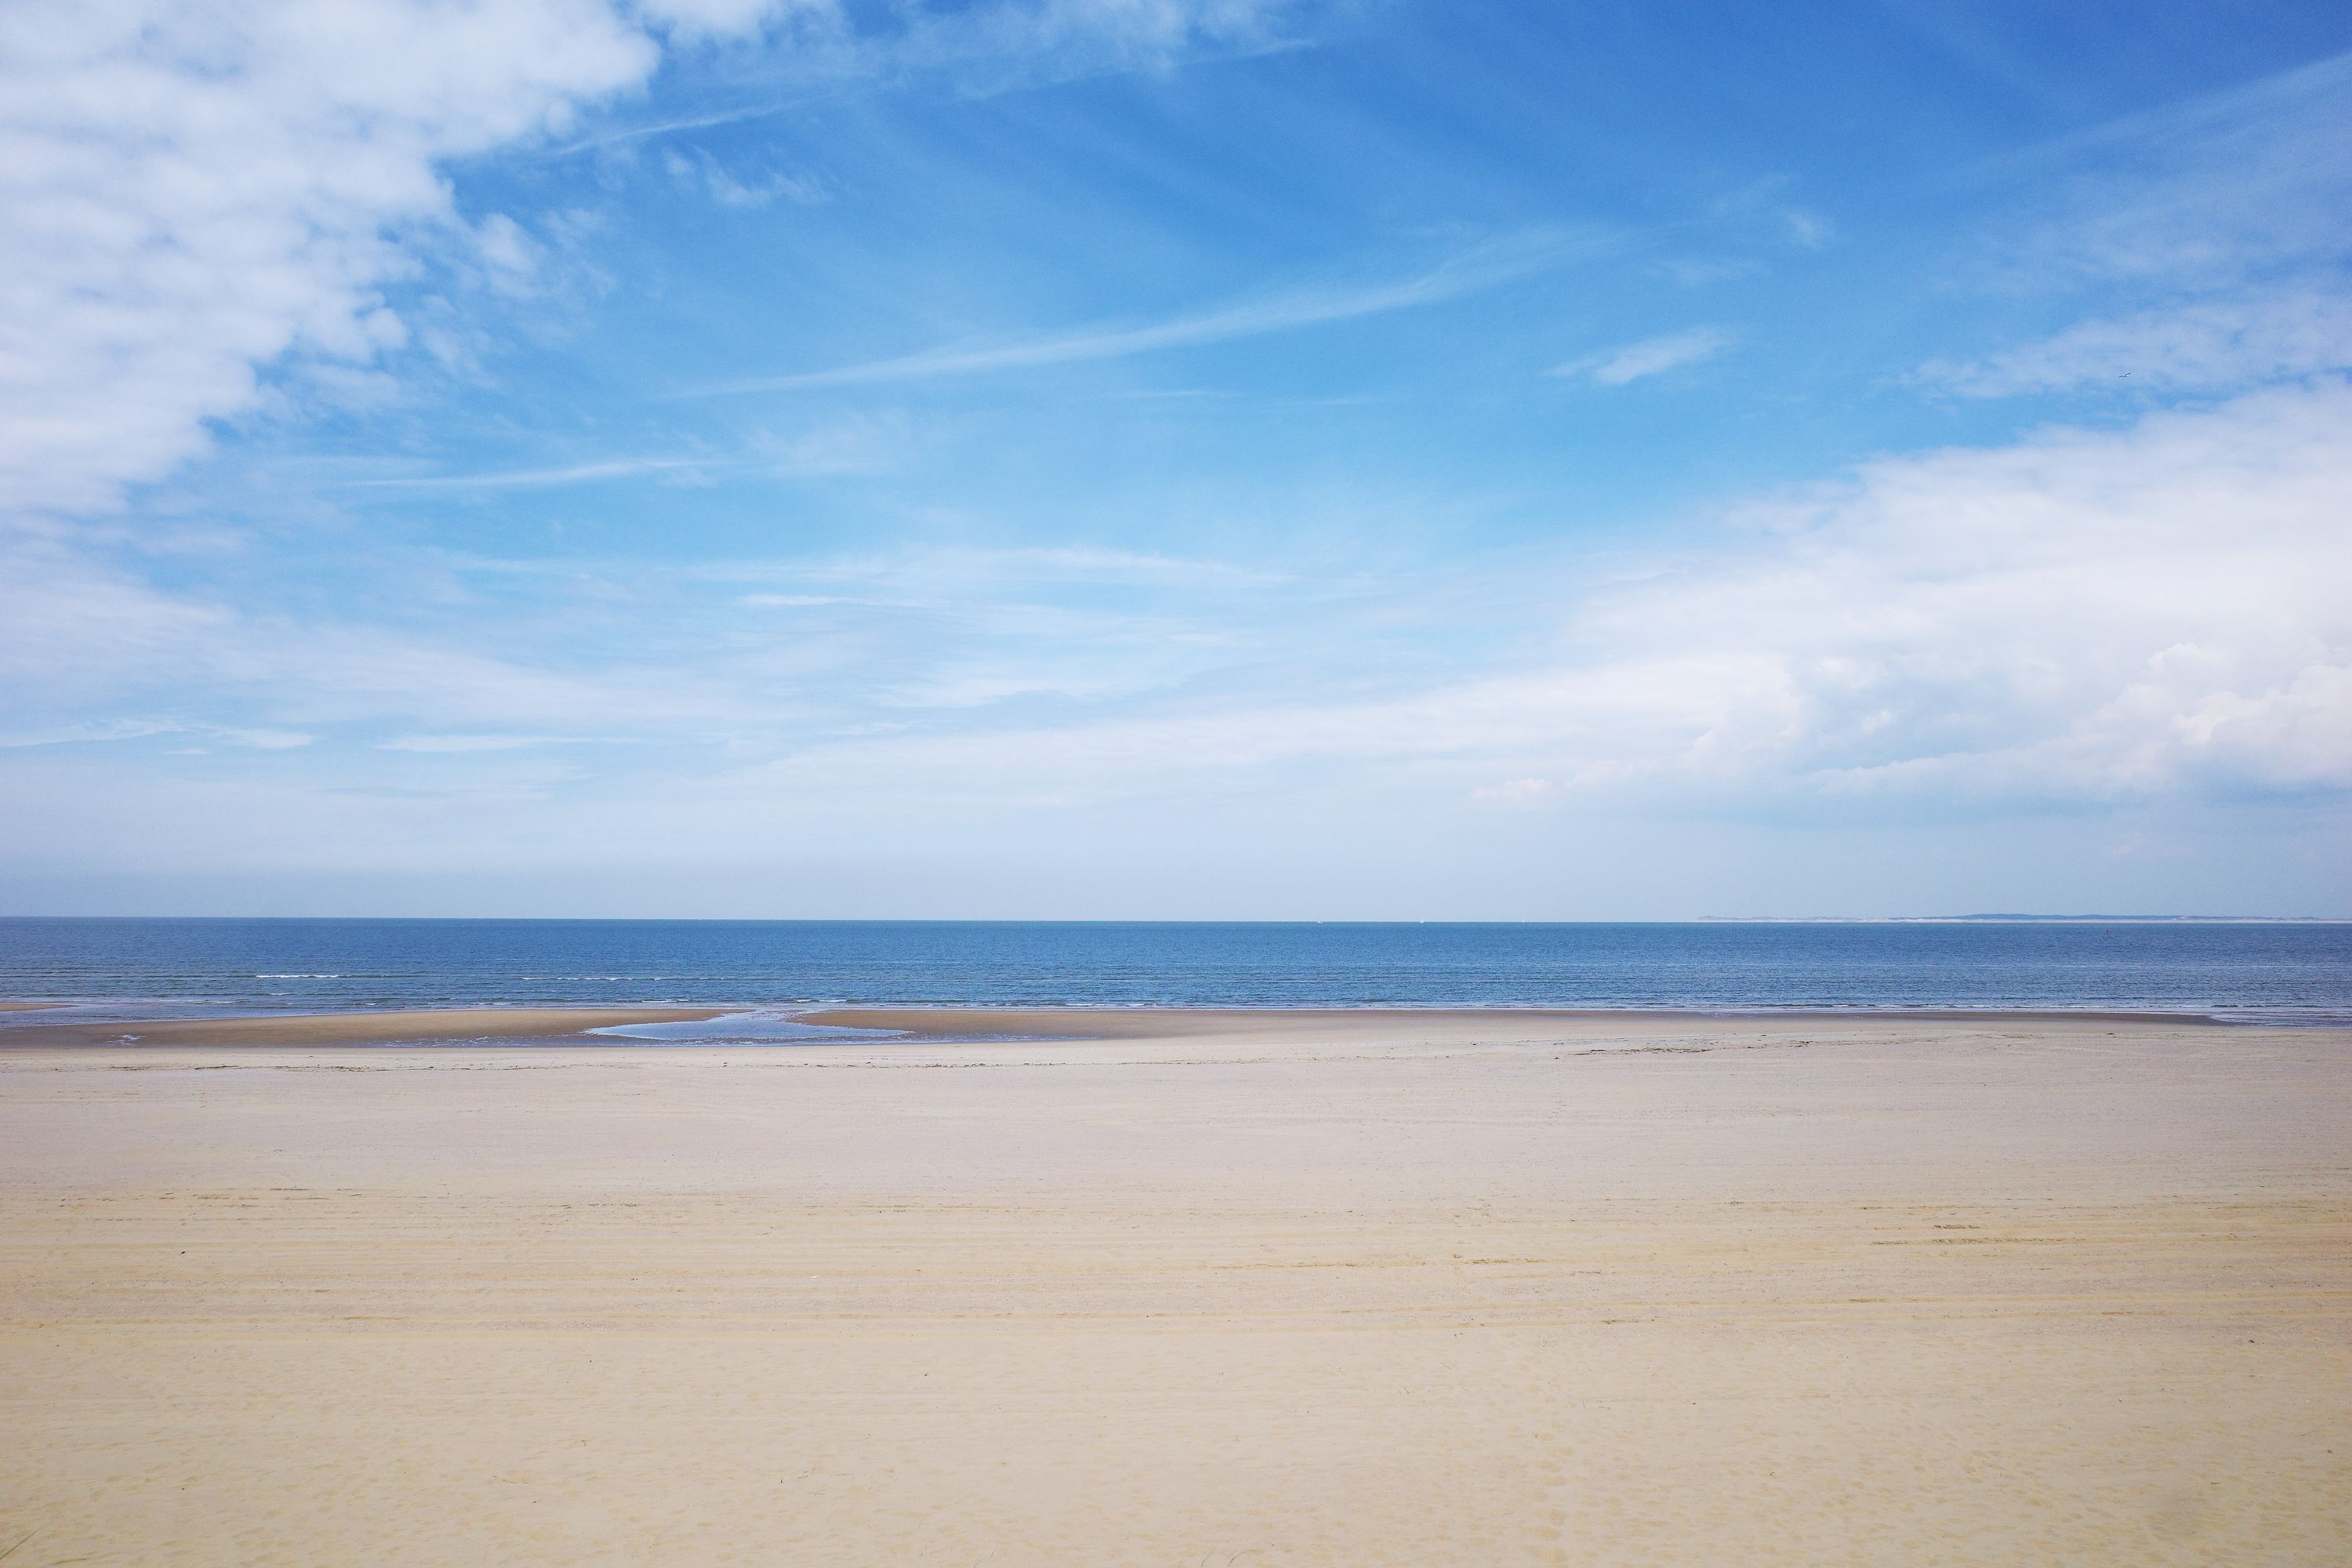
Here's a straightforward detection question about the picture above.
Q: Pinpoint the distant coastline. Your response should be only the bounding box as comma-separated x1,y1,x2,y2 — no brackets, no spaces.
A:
1698,913,2347,923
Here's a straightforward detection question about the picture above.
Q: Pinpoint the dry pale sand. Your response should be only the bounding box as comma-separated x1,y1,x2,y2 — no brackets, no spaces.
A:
1,1009,2347,1566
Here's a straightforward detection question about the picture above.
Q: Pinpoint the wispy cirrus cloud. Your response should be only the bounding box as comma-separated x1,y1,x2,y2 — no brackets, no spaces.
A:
1550,326,1733,386
1996,49,2352,289
549,0,1331,154
1922,286,2352,396
662,147,829,209
378,734,586,753
346,415,911,491
687,229,1617,394
0,719,310,751
348,458,719,492
1923,53,2352,401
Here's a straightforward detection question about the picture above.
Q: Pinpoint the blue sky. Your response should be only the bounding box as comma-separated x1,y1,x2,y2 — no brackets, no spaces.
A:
2,0,2349,915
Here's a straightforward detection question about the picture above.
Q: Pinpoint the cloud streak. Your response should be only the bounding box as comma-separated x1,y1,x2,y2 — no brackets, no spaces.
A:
348,458,718,491
1550,326,1733,386
546,0,1329,154
688,229,1616,394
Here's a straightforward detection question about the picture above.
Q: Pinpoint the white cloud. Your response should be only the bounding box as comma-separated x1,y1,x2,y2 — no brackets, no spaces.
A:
1551,326,1733,386
0,0,672,517
0,0,1279,519
728,381,2352,810
1581,382,2352,799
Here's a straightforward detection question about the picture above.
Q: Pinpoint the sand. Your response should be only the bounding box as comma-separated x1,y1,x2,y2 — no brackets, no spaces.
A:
5,1005,724,1048
1,1009,2346,1566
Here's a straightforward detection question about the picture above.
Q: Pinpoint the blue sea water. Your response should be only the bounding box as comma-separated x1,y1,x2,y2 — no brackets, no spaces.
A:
1,918,2347,1027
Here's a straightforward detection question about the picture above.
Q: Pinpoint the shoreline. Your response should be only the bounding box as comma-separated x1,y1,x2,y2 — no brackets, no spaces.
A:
0,1000,2265,1051
0,1006,2277,1053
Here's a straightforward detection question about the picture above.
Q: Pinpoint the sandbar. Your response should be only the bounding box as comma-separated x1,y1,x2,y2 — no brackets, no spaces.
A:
795,1002,2229,1039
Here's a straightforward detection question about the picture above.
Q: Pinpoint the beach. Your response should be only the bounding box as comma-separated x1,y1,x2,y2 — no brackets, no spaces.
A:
6,1005,724,1048
2,1009,2347,1565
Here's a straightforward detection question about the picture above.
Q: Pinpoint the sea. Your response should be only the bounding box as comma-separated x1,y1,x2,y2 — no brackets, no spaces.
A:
1,918,2348,1034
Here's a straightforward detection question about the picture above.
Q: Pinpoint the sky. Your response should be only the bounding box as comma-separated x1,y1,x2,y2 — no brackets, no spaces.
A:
2,0,2349,917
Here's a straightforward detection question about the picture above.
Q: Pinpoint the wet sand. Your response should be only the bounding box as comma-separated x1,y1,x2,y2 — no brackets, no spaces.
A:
2,1011,2346,1565
5,1005,723,1048
796,1004,2230,1039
